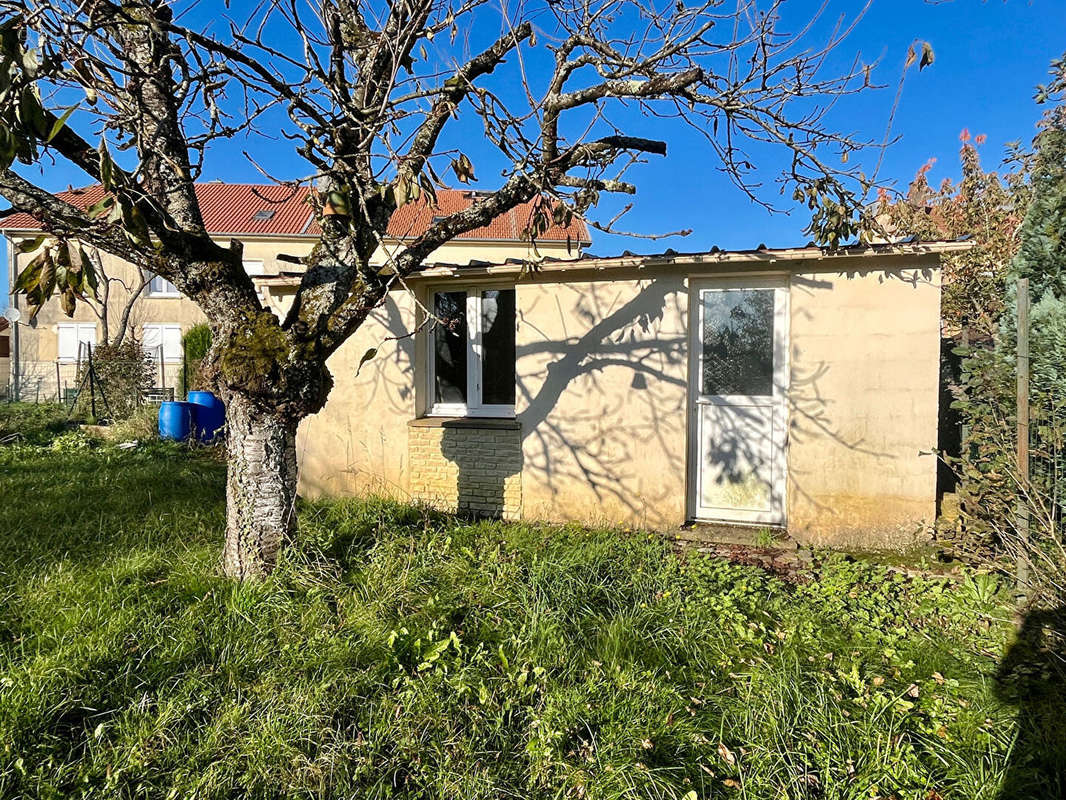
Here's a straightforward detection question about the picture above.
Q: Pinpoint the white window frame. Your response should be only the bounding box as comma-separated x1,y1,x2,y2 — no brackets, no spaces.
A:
147,273,180,298
243,259,265,276
57,323,97,362
142,323,184,362
426,285,516,418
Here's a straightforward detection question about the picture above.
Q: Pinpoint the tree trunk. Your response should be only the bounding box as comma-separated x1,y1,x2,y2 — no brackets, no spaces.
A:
222,394,299,579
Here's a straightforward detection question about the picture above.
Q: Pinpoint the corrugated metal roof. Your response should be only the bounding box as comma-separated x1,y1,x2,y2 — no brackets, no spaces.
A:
252,240,973,289
0,183,591,243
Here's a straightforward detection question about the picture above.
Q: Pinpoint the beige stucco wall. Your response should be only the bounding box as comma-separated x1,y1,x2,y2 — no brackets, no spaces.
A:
514,276,690,530
786,264,942,547
297,255,943,548
297,291,418,499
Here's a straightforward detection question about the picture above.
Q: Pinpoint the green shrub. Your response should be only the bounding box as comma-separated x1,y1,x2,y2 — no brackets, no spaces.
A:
75,340,154,421
180,323,213,395
952,60,1066,602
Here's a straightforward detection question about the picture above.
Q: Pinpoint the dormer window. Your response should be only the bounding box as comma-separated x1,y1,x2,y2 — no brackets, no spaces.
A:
253,209,276,221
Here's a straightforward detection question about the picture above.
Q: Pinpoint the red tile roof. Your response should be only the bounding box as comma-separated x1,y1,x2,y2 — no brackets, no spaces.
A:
0,183,590,243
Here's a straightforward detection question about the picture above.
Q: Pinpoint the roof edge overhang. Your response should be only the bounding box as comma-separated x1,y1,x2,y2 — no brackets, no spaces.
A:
410,240,972,281
254,240,970,290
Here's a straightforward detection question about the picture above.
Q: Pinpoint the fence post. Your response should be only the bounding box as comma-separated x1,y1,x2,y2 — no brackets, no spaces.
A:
1016,277,1030,595
11,319,19,402
87,343,97,419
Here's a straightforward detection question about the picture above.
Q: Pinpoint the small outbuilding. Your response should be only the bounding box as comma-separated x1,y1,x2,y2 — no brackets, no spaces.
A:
293,240,968,548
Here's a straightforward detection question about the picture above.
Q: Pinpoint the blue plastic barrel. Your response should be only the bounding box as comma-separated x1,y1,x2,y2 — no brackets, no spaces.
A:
187,391,225,443
158,401,194,442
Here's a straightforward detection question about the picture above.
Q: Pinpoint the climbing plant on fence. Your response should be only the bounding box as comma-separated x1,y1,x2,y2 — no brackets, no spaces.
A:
74,341,155,421
956,56,1066,599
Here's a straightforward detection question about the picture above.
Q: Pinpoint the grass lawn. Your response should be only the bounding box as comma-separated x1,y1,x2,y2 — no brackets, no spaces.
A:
0,405,1061,799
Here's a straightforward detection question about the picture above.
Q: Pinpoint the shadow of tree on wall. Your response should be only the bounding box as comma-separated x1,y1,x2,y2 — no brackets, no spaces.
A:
514,273,904,527
995,605,1066,799
785,269,937,521
299,295,418,498
439,422,522,519
321,267,939,528
515,277,689,523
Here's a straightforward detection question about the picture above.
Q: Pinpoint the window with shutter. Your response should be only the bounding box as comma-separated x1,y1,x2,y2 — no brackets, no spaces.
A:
56,323,97,361
142,324,183,361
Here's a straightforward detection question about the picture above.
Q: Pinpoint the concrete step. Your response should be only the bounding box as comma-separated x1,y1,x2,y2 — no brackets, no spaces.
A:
675,521,795,549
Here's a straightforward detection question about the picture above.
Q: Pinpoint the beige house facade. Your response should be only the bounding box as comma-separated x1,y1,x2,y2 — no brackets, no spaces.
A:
295,243,965,548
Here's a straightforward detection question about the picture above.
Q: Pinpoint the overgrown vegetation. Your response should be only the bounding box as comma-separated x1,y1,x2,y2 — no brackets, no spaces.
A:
0,402,77,444
106,403,161,443
74,340,155,420
1,430,1060,799
953,59,1066,601
883,57,1066,607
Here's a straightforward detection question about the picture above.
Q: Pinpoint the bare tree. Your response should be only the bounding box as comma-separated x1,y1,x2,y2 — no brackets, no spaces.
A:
0,0,880,578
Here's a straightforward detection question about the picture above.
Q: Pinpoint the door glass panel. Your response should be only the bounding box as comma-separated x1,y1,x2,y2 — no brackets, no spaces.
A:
701,289,774,396
480,289,516,405
433,291,467,404
699,404,774,512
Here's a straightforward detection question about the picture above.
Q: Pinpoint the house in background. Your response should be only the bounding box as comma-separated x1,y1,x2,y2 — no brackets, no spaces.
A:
1,184,586,401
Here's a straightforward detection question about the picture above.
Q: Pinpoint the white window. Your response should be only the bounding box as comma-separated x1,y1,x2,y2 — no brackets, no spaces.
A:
143,324,183,362
148,274,180,297
243,259,265,276
426,287,516,417
57,323,97,362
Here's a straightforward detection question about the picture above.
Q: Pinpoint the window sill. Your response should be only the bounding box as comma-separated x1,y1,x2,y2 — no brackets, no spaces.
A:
408,416,520,430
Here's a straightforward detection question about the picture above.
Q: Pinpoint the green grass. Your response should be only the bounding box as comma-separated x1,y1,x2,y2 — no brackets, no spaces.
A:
0,434,1060,799
0,403,80,445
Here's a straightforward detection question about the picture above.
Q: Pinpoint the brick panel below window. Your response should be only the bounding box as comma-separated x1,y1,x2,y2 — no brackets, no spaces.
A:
407,419,522,520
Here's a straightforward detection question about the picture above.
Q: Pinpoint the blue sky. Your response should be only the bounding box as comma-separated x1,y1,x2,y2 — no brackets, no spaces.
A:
3,0,1064,298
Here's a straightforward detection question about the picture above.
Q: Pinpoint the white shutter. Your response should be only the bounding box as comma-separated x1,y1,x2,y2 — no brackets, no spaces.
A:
57,324,96,361
57,325,77,361
144,324,182,361
162,326,183,361
142,324,162,354
77,325,96,355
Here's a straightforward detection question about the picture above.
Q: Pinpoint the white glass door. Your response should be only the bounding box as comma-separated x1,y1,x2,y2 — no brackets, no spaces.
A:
689,279,788,525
